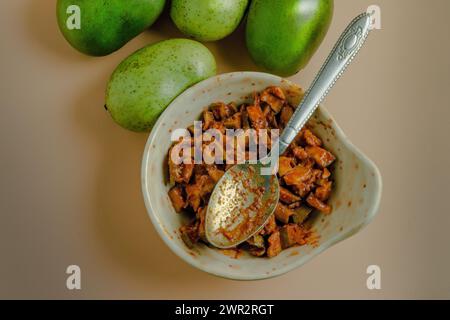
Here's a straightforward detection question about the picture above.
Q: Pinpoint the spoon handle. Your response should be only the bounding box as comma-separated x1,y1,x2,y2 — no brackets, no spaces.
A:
278,12,372,154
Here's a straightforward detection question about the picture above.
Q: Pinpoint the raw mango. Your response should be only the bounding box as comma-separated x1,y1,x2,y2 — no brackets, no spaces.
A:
246,0,334,76
171,0,249,41
105,39,216,132
56,0,166,56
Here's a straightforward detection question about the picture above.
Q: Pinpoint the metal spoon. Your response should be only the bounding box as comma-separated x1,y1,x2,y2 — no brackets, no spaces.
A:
205,12,373,248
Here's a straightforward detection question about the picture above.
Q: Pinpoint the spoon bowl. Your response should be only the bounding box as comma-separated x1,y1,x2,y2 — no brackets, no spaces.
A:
205,161,279,248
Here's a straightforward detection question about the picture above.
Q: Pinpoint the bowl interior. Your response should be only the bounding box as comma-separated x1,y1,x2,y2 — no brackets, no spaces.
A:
141,72,382,280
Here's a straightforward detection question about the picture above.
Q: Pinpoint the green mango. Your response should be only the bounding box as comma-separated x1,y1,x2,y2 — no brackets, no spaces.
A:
246,0,334,76
105,39,216,132
56,0,166,56
171,0,249,42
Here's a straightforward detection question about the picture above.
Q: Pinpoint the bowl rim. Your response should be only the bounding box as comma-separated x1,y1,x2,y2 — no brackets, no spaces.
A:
141,71,383,280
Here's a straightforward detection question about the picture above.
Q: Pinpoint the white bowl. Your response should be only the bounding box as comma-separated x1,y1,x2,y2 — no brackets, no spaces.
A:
141,72,382,280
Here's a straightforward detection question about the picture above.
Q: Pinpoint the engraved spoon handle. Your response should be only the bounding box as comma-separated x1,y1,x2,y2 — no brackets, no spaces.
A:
278,12,372,154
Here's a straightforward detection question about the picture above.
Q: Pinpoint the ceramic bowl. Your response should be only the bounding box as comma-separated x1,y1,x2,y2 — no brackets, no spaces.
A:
141,72,382,280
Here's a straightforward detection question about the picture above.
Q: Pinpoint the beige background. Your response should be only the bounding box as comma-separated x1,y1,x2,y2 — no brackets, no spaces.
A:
1,0,450,299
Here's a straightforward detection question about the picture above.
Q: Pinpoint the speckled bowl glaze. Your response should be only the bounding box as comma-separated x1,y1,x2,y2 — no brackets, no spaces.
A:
142,72,382,280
